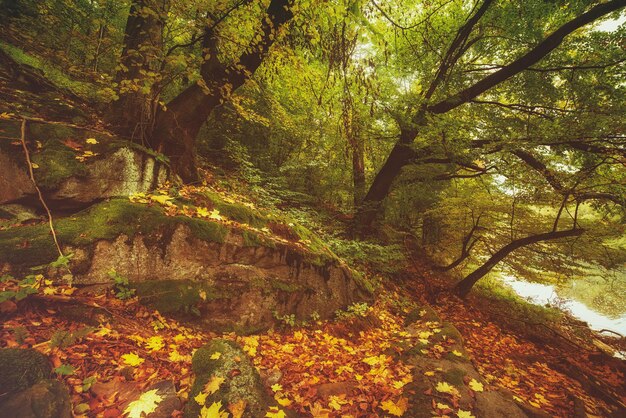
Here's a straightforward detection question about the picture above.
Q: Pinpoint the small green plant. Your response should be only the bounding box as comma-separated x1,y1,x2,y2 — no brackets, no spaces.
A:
273,311,297,327
108,270,135,300
54,364,75,376
336,302,370,320
50,327,94,349
310,311,321,322
0,274,41,303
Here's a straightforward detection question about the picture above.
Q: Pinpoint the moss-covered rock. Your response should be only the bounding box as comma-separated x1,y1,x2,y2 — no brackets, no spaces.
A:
0,379,71,418
133,280,230,316
185,339,277,418
0,348,51,394
0,198,228,268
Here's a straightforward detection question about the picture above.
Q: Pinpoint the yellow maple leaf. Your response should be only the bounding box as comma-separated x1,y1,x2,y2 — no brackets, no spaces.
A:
209,209,223,220
265,407,286,418
204,376,225,395
146,336,164,352
150,194,173,205
197,207,211,218
85,138,98,144
270,383,283,392
123,389,162,418
210,352,222,360
275,396,292,407
451,350,463,357
327,395,347,411
200,401,229,418
168,350,188,362
122,353,144,367
43,287,56,295
195,391,208,406
424,371,436,376
173,334,186,343
435,381,459,396
457,409,476,418
309,402,331,418
468,379,484,392
380,397,408,416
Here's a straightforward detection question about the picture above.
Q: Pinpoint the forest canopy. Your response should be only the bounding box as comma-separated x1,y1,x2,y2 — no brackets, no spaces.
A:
1,0,625,296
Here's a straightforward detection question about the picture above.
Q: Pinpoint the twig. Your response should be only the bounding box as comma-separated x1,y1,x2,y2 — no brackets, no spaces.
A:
19,118,64,260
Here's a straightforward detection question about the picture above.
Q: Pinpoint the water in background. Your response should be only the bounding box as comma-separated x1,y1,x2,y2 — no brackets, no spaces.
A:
501,275,626,336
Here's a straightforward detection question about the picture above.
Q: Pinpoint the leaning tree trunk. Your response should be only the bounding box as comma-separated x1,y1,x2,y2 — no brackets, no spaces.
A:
108,0,166,140
150,0,293,183
351,0,625,235
454,228,584,298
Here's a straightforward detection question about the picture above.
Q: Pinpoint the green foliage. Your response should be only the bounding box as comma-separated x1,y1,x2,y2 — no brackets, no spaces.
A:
53,364,75,376
329,239,406,276
273,311,297,328
50,327,95,349
0,274,40,303
108,269,134,300
336,302,370,320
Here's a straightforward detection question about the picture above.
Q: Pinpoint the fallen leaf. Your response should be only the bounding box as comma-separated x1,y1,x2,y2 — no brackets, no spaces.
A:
380,397,408,416
468,379,484,392
124,389,163,418
122,353,144,367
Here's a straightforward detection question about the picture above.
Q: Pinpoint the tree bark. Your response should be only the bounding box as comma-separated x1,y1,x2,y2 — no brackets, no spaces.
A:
454,228,584,298
150,0,293,182
353,0,625,233
108,0,167,140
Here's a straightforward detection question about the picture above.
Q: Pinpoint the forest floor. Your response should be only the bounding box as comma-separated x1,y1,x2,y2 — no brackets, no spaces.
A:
1,255,625,417
1,42,625,418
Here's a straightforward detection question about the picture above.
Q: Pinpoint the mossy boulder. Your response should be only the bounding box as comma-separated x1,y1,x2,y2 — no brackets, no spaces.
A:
0,379,71,418
0,348,51,394
0,119,172,209
185,339,276,418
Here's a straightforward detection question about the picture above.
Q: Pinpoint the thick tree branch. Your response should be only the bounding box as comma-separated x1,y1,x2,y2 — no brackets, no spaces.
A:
428,0,626,114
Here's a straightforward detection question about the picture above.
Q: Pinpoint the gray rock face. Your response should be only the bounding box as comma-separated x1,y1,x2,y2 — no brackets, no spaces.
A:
46,147,170,205
0,119,172,209
0,145,170,207
70,226,368,331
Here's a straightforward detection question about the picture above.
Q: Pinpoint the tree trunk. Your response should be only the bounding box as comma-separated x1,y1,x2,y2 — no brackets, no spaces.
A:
352,0,625,234
454,228,584,298
352,128,418,235
352,138,366,207
150,0,293,183
108,0,166,140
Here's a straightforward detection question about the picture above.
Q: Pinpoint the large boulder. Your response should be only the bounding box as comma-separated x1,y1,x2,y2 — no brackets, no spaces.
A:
0,119,171,209
0,199,371,332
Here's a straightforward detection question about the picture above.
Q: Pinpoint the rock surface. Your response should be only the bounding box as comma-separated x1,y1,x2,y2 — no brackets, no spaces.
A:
0,119,171,209
0,379,72,418
0,348,71,418
186,339,283,418
0,348,51,393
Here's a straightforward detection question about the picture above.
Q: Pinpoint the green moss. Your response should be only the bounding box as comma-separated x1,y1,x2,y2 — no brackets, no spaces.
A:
133,280,229,315
32,140,88,189
443,368,467,386
242,230,263,247
0,349,51,394
350,270,375,294
187,339,274,418
0,199,228,268
203,191,267,228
